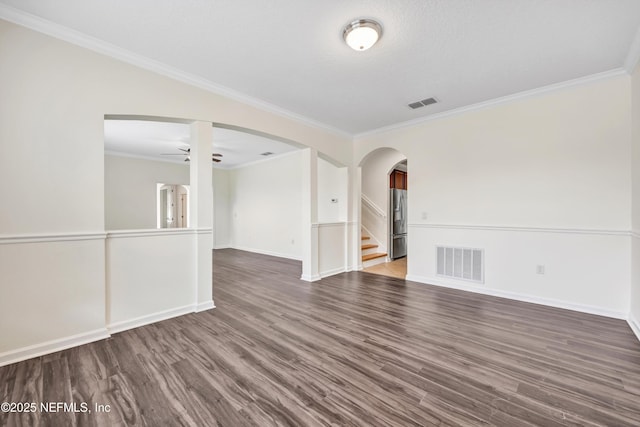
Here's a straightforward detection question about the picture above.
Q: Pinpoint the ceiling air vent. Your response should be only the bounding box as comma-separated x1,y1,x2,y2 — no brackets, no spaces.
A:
260,152,274,156
408,97,438,109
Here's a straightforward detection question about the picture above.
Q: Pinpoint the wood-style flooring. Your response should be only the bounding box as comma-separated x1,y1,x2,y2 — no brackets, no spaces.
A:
363,257,407,279
1,248,640,426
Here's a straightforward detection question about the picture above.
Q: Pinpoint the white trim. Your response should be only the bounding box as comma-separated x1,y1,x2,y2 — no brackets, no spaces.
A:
106,228,207,238
624,25,640,74
313,222,348,228
195,301,216,312
300,273,321,282
108,304,194,334
631,231,640,239
0,328,110,368
628,313,640,343
194,227,213,234
362,255,389,269
0,232,107,245
105,150,190,166
408,223,631,236
0,4,350,139
319,267,347,278
214,244,232,250
2,4,630,140
362,194,387,218
405,274,627,320
361,224,387,255
222,149,303,170
355,69,628,139
231,246,302,261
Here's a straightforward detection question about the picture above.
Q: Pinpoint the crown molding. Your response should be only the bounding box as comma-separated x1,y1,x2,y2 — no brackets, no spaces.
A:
221,148,303,170
0,4,351,139
104,150,190,165
624,25,640,74
354,68,628,140
2,4,637,142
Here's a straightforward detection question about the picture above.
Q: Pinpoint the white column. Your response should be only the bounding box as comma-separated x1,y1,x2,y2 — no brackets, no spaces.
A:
301,148,320,281
347,165,363,271
189,121,215,311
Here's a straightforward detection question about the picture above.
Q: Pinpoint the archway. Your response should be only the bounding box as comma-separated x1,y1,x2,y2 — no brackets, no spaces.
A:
358,147,408,279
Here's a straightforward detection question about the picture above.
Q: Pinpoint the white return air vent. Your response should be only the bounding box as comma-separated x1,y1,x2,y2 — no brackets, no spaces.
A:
436,246,484,283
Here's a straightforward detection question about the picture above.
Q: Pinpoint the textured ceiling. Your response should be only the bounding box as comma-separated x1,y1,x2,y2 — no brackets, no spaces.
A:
2,0,640,134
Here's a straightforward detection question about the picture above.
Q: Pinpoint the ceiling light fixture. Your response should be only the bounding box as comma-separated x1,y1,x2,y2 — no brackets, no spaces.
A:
343,19,382,51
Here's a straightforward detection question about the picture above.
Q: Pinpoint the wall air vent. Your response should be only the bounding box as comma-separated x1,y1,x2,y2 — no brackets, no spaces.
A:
408,97,438,109
436,246,483,283
260,152,274,156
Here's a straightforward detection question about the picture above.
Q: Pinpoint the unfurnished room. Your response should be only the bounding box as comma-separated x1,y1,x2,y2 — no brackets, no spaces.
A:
1,1,640,426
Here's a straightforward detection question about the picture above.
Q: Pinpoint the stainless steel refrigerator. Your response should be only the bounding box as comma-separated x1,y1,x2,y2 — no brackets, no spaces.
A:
390,189,407,259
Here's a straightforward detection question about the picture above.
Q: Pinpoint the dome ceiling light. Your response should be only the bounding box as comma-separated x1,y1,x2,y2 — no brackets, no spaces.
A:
343,19,383,51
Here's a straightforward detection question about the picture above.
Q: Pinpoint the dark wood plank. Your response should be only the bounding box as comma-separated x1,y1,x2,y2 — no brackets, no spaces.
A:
1,248,639,426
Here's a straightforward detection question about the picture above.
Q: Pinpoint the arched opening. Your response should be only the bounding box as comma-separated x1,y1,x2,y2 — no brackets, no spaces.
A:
358,147,408,279
103,115,313,277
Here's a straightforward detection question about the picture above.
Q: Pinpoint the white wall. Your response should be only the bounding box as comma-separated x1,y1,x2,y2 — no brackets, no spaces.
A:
0,237,107,365
631,64,640,334
106,230,196,332
0,18,350,365
228,152,304,259
105,154,189,230
317,223,347,277
213,168,231,248
355,73,632,317
317,158,348,223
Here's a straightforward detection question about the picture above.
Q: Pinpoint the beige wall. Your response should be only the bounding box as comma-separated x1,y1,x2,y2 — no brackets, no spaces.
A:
105,155,190,230
228,152,304,259
317,157,348,223
355,74,632,316
631,64,640,326
356,75,631,229
0,18,350,363
213,168,231,248
0,19,351,236
1,15,639,363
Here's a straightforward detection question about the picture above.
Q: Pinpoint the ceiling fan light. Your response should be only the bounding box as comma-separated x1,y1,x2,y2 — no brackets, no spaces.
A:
343,19,382,51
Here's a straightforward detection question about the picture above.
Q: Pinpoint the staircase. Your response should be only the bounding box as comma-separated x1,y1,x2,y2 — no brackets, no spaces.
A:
361,234,387,267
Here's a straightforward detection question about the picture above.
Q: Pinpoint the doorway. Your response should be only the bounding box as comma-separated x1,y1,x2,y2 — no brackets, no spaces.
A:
157,184,189,228
359,149,408,279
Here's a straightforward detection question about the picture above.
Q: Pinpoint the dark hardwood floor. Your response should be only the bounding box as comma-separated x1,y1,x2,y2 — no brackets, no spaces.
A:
2,249,640,426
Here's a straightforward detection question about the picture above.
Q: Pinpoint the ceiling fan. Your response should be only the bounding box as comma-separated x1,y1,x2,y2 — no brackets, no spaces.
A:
161,147,223,163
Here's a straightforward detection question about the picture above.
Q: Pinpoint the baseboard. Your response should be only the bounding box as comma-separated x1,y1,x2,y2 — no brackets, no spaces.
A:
231,246,302,261
319,267,346,278
405,274,627,320
195,300,216,312
300,273,321,282
362,255,388,269
0,328,110,367
108,304,194,334
213,244,231,250
629,313,640,343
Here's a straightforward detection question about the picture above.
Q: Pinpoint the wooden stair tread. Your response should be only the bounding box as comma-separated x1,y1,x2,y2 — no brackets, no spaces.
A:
361,243,378,250
362,253,387,262
361,236,371,240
